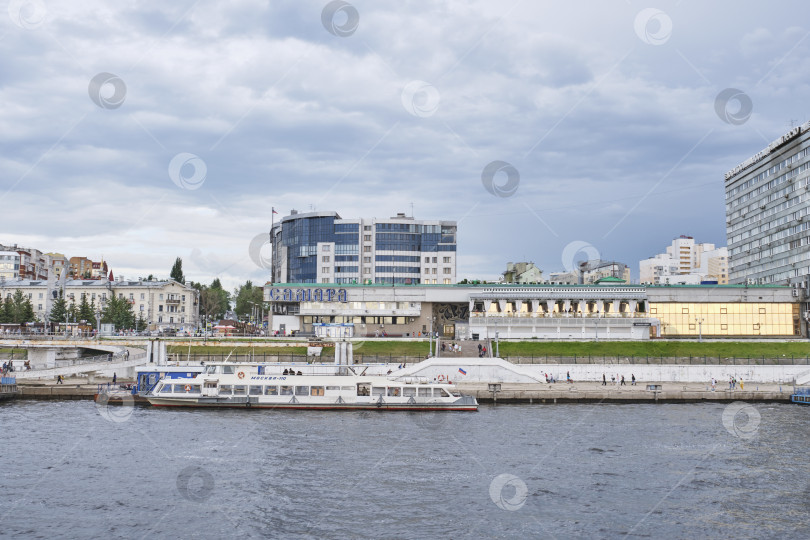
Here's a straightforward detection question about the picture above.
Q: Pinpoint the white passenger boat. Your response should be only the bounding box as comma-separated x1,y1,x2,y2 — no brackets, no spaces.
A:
145,363,478,411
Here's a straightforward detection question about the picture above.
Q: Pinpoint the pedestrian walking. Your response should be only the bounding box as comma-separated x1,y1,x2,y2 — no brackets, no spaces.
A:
56,375,63,384
566,371,572,383
740,378,744,390
602,373,606,386
631,374,636,386
620,375,626,386
711,377,716,391
113,373,117,384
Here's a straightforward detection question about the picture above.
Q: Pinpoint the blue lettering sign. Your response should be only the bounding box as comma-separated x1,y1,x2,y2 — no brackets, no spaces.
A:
266,288,348,303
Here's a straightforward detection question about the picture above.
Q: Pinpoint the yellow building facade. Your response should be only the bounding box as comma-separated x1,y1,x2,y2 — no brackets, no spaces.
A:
649,302,800,337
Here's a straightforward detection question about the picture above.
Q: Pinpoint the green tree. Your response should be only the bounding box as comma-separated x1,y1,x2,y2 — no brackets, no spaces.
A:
170,257,185,284
101,294,135,330
49,291,68,325
67,301,79,324
9,290,35,324
209,278,230,318
78,293,96,327
0,296,9,324
233,280,264,321
136,312,147,331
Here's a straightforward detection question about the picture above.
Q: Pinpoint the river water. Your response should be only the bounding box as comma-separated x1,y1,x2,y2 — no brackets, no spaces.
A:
1,400,809,539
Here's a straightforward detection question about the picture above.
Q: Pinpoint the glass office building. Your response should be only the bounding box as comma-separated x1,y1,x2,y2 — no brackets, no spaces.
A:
271,210,457,285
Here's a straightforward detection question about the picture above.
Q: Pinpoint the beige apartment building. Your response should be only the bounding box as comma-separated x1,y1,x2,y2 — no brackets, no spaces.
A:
0,278,199,331
640,236,728,284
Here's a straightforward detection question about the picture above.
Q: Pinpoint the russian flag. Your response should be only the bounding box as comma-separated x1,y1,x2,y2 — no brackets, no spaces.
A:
458,368,467,375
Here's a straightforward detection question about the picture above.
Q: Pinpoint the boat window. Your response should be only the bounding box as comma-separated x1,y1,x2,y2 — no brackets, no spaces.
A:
257,366,264,375
204,382,217,388
418,388,431,397
310,386,325,396
387,387,401,397
204,366,217,374
174,384,195,393
357,383,370,396
223,365,235,375
326,386,341,391
372,387,385,397
402,387,416,397
280,385,293,395
434,388,449,397
249,385,263,395
234,385,246,395
295,386,309,396
159,384,172,393
220,385,233,395
341,386,354,391
190,385,201,393
265,386,278,395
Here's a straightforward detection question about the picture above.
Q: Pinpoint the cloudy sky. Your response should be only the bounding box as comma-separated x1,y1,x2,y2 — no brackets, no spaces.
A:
1,0,808,289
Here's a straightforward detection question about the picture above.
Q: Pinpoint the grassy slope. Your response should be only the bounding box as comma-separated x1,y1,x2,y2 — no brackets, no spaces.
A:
167,341,430,357
497,341,810,358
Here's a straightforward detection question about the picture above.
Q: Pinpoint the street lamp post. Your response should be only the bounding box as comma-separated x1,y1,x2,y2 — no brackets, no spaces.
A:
428,316,434,357
695,317,704,343
495,330,500,358
595,310,600,342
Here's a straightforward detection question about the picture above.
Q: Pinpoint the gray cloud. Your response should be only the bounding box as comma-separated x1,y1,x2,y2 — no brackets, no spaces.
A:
2,1,809,285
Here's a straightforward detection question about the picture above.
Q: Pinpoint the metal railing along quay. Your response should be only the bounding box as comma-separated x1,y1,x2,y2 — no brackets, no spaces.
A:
167,352,810,366
501,355,810,365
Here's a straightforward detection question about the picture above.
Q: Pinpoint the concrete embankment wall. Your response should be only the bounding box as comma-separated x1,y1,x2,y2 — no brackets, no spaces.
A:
398,357,810,384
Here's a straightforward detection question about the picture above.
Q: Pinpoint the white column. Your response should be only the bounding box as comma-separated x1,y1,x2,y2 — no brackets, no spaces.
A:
596,300,604,315
629,300,638,317
514,299,523,315
497,299,507,313
484,300,492,313
545,300,555,316
612,300,620,316
578,300,586,317
530,299,540,315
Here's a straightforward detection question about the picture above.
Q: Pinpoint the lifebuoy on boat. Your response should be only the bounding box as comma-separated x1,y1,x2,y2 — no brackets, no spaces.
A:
237,371,245,379
184,384,191,392
437,374,445,382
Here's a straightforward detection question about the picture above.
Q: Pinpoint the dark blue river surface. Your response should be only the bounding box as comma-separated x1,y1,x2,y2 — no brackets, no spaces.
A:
1,400,809,539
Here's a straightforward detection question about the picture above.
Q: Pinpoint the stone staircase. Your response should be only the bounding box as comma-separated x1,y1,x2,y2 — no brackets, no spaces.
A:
435,338,491,358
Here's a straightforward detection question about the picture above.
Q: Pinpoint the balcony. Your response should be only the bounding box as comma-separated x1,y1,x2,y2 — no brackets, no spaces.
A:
166,298,181,304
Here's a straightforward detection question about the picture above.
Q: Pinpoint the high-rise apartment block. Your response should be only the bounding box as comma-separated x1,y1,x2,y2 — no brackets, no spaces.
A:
271,210,457,285
725,122,810,287
640,236,728,284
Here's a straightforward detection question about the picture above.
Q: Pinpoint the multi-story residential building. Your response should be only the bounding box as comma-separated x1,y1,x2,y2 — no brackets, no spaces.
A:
0,279,199,331
0,251,20,281
725,121,810,288
545,271,580,285
640,236,728,284
580,260,631,284
271,210,457,286
68,256,109,279
0,244,49,280
502,262,543,284
46,253,68,280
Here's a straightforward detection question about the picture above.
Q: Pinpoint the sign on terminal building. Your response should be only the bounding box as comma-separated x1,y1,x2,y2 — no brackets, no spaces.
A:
267,287,348,303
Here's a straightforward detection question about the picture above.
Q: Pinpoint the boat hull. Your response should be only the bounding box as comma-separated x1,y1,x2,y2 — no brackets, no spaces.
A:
146,396,477,411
